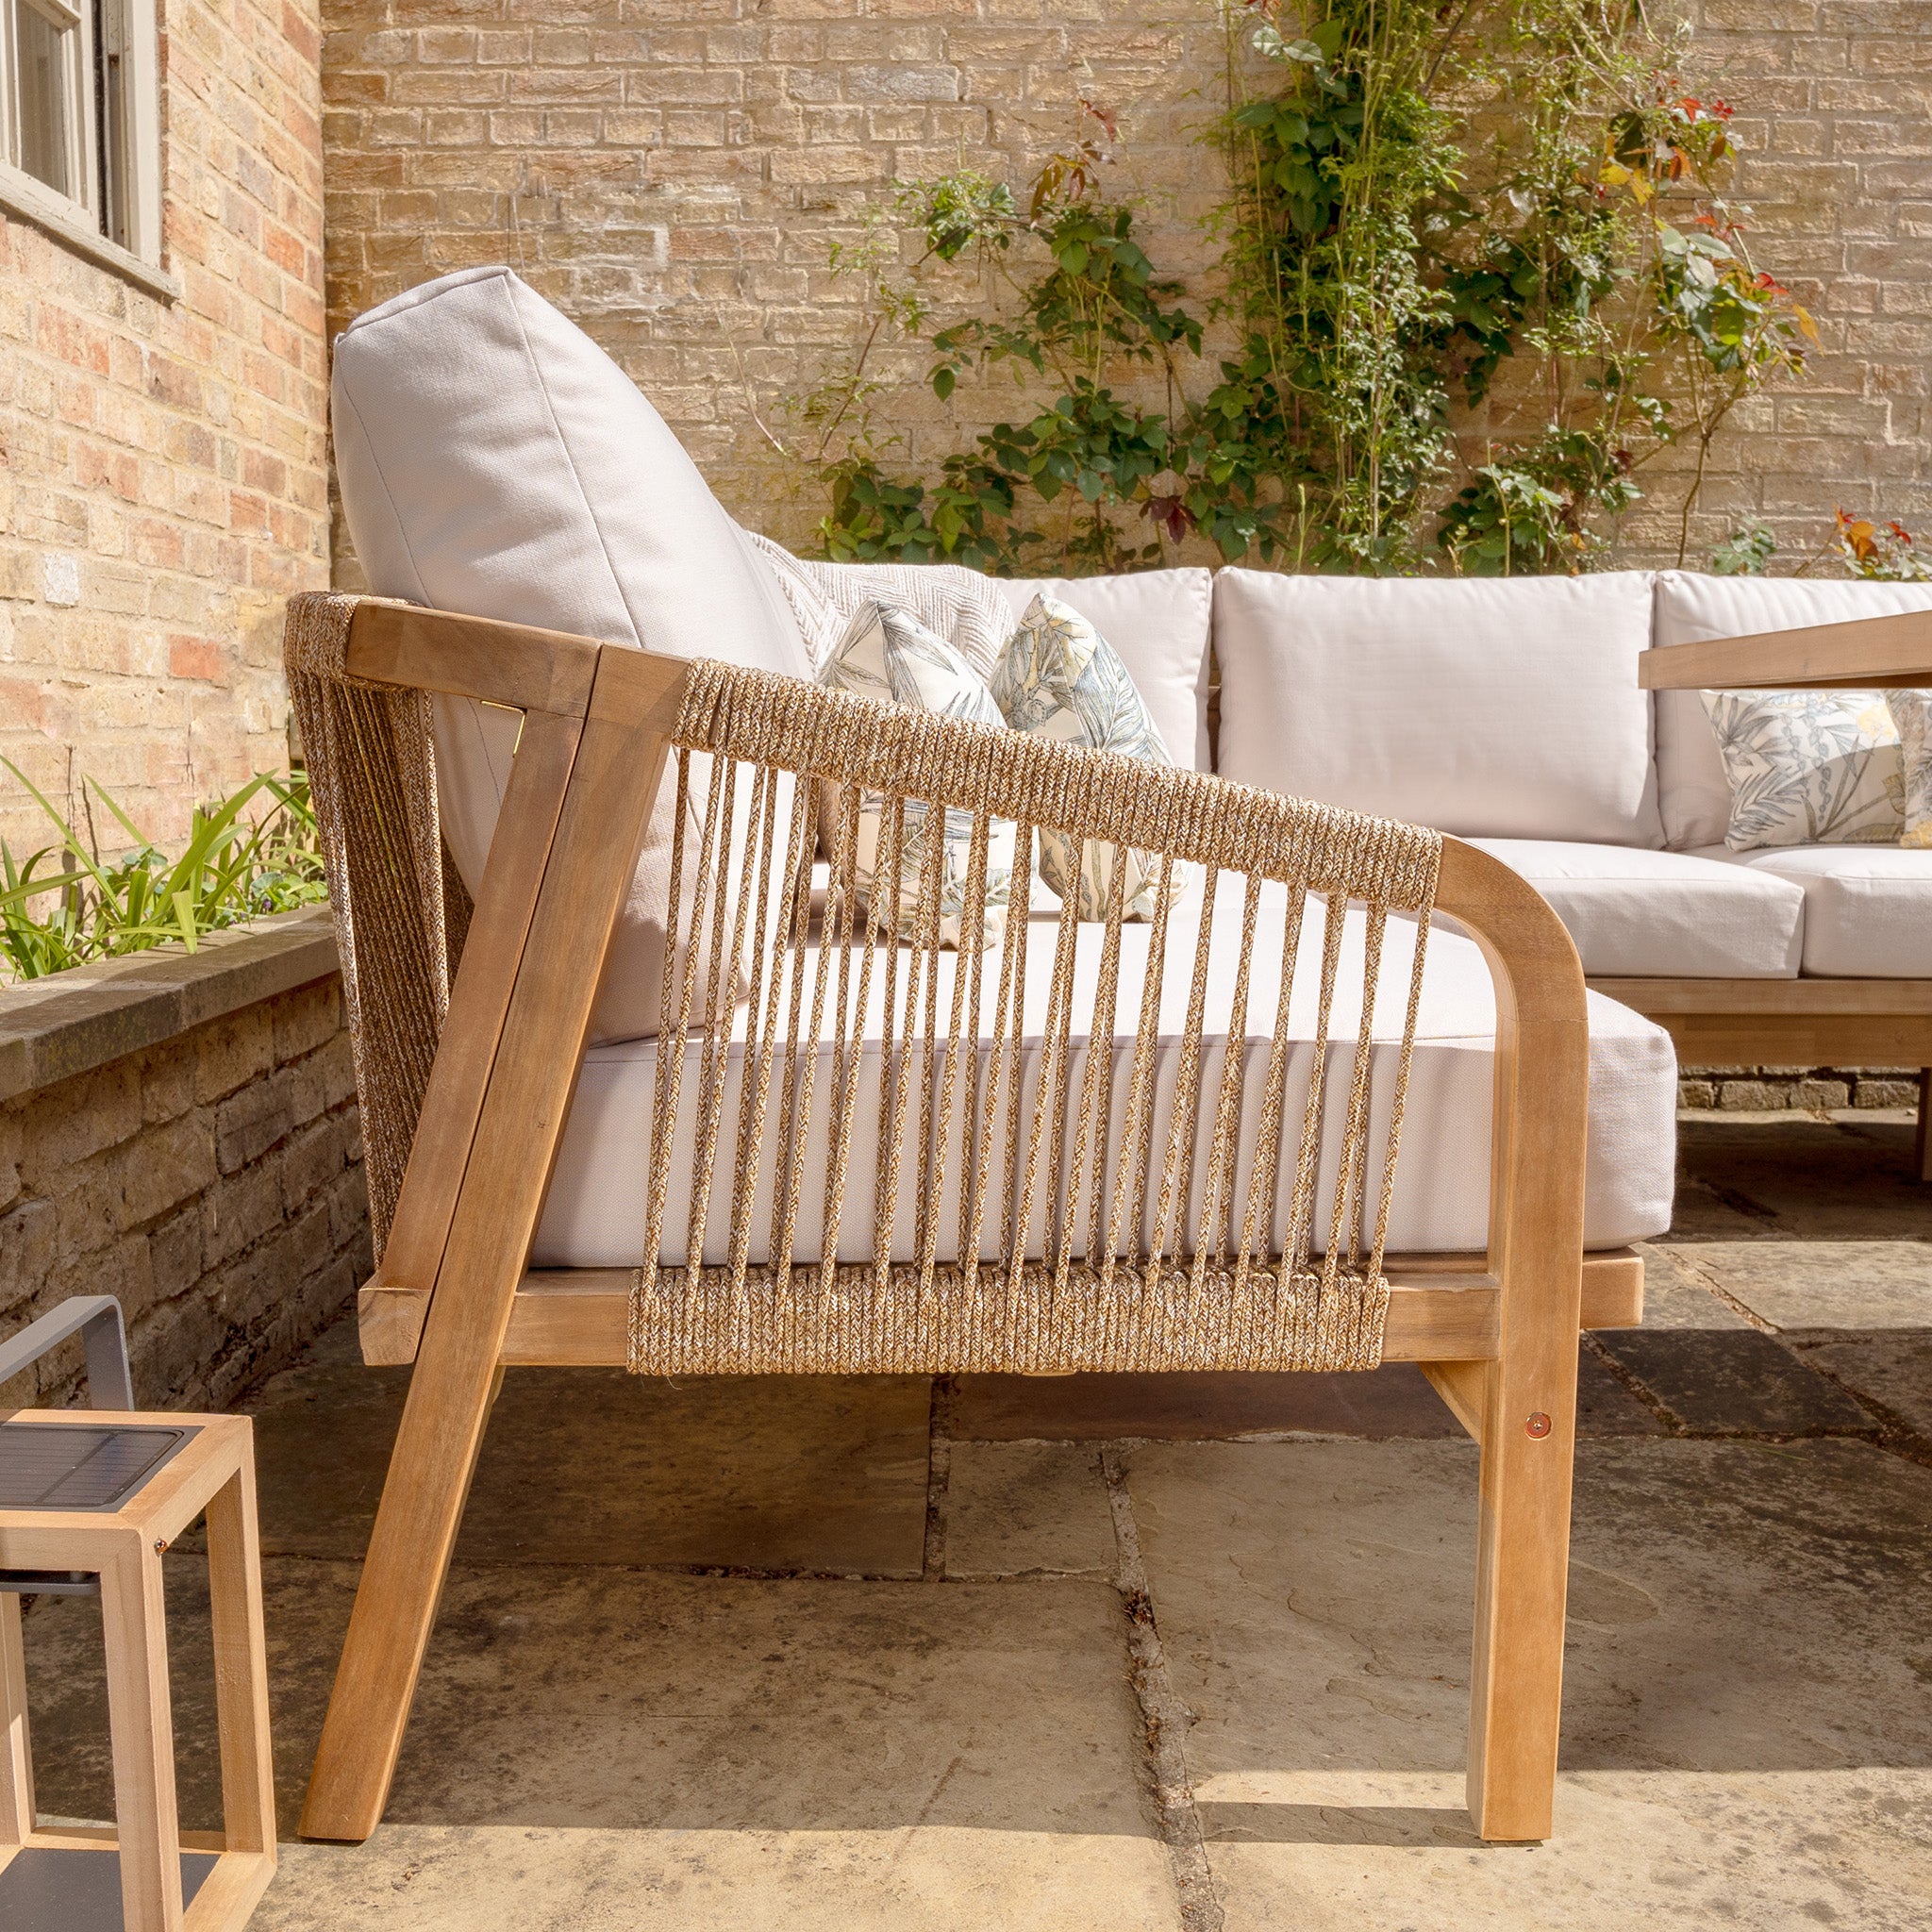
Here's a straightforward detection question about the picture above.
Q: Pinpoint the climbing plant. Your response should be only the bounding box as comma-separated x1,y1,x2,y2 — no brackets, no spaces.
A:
769,0,1816,576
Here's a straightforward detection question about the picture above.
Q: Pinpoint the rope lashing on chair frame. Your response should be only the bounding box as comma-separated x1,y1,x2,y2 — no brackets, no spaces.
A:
631,659,1442,1375
284,592,457,1257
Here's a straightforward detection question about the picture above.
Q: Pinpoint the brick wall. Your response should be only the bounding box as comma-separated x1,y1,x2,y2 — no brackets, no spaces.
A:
0,974,367,1411
1631,0,1932,564
0,0,329,854
318,0,1932,573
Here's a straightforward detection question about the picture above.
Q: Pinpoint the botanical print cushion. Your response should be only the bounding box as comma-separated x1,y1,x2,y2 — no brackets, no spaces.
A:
1889,690,1932,849
990,594,1191,920
817,599,1012,946
1700,689,1906,850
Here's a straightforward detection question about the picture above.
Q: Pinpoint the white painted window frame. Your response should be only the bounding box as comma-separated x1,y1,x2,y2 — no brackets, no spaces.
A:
0,0,170,295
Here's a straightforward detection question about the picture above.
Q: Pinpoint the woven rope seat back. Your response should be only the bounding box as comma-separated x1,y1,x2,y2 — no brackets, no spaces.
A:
285,593,1444,1378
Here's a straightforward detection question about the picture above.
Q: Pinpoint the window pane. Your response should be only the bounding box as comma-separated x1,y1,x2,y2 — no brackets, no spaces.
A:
93,0,125,243
12,1,75,198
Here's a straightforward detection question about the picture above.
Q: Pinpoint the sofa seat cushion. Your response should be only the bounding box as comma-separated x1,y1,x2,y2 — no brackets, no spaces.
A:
1213,571,1662,845
1469,840,1804,978
1652,572,1932,850
331,265,812,1044
1696,844,1932,979
991,568,1213,772
534,873,1678,1266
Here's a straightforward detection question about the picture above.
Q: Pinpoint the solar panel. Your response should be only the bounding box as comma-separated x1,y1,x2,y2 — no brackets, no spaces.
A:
0,1423,196,1512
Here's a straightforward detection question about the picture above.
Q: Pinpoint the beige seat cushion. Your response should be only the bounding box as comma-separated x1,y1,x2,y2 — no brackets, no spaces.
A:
1470,840,1804,978
1698,843,1932,978
534,874,1678,1268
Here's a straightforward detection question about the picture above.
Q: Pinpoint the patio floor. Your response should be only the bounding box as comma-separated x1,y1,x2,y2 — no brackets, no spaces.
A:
15,1110,1932,1929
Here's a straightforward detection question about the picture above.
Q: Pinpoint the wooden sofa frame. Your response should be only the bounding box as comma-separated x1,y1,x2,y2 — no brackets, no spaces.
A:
295,598,1645,1849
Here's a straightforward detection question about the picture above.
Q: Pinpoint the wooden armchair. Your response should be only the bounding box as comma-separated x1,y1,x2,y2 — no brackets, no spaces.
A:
283,591,1644,1847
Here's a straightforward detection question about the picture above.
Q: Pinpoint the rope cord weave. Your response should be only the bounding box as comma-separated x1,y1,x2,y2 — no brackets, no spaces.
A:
631,658,1442,1374
284,593,459,1257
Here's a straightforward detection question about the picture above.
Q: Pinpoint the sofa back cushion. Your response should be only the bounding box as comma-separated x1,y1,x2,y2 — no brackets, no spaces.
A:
1653,572,1932,849
991,568,1213,772
331,266,811,1042
1213,570,1662,844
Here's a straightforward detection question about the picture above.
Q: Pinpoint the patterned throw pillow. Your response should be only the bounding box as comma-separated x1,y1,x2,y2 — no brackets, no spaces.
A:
1890,690,1932,849
990,593,1191,920
817,599,1012,947
1701,689,1906,850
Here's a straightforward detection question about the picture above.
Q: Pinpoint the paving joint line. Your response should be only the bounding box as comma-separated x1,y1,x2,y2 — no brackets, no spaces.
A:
1101,1443,1223,1932
924,1374,956,1582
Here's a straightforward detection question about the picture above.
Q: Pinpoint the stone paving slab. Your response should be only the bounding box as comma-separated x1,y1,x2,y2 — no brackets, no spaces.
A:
1673,1240,1932,1332
1124,1435,1932,1928
1670,1115,1929,1241
1800,1334,1932,1441
22,1559,1180,1929
1630,1242,1755,1327
1591,1329,1877,1435
942,1441,1116,1578
258,1820,1181,1932
1195,1767,1932,1930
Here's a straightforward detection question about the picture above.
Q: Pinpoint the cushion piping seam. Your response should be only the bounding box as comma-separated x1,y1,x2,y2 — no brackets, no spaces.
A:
504,279,643,651
332,381,430,605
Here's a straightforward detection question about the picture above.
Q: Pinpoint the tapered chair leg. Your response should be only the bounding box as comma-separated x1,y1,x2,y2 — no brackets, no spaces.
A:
300,646,684,1843
296,1290,507,1841
1463,1347,1579,1843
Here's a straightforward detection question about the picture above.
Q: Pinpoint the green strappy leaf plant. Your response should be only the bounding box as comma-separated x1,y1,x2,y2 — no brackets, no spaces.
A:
0,766,327,982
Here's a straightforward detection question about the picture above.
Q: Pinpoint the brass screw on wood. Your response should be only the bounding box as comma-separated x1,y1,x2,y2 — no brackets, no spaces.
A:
1524,1413,1552,1440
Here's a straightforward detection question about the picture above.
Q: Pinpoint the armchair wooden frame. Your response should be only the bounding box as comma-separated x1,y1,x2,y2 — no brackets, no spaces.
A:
294,598,1645,1849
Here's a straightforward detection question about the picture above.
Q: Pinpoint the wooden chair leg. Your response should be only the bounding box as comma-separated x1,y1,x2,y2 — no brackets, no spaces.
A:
0,1591,33,1844
296,1288,505,1842
1916,1069,1930,1184
205,1461,277,1859
1463,1340,1579,1843
300,649,683,1843
100,1539,185,1932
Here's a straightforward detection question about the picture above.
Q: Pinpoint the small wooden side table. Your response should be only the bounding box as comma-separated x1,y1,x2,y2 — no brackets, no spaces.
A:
0,1410,276,1932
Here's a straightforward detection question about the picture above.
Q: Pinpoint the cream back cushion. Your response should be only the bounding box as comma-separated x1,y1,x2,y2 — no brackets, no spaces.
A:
331,265,810,1041
1214,570,1661,844
991,569,1213,774
1653,572,1932,849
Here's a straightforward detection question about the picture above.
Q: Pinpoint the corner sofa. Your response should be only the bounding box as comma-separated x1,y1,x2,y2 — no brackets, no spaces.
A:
742,553,1932,1183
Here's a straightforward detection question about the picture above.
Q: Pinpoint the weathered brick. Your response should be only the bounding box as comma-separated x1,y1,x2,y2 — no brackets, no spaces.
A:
216,1077,294,1174
113,1112,219,1228
272,980,340,1064
0,0,325,853
195,1006,275,1104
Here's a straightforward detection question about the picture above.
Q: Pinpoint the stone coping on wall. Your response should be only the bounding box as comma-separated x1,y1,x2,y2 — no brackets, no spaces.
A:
0,908,340,1104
